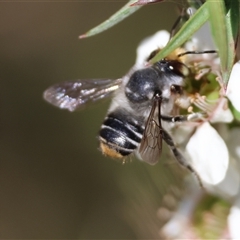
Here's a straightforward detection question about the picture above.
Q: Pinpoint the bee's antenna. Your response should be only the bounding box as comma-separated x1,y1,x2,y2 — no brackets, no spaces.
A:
177,50,217,58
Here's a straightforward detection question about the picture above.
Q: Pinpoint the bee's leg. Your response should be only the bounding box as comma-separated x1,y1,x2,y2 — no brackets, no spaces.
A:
161,128,203,187
169,8,188,40
161,112,205,123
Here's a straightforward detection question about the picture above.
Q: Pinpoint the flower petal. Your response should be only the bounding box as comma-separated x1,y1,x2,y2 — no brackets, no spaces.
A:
135,30,169,68
204,158,240,199
228,197,240,239
210,98,233,123
226,61,240,112
186,122,229,185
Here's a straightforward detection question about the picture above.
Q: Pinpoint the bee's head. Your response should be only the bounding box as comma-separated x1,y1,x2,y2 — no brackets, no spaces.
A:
154,59,189,77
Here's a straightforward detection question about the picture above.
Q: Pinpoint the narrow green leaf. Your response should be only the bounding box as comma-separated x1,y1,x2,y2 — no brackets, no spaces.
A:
131,0,165,5
232,107,240,121
229,101,240,121
79,0,141,39
207,0,228,86
223,0,239,86
150,3,209,64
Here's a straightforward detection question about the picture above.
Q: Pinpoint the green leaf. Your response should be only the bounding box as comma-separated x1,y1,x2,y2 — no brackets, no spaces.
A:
150,3,209,64
229,101,240,121
207,0,239,87
224,0,239,87
131,0,165,5
79,0,142,39
207,0,228,85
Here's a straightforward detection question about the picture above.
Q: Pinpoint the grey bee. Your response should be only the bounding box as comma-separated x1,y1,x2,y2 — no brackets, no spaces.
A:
43,51,206,185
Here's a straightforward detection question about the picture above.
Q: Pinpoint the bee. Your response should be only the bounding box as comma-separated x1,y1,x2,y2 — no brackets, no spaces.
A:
43,49,207,183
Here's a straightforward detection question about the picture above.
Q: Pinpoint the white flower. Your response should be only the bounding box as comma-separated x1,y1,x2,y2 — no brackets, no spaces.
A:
209,97,233,123
228,196,240,239
135,30,169,68
226,127,240,239
134,22,240,238
226,61,240,112
186,122,229,185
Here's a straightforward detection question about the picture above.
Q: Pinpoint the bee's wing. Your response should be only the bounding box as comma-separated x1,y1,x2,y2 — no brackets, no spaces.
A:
43,78,122,111
139,98,162,165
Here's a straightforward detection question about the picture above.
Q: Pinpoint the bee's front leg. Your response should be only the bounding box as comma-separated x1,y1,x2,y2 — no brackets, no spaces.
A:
161,112,205,123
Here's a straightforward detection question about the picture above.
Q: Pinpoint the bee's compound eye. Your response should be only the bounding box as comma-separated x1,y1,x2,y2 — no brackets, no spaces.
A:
155,60,189,77
168,65,174,70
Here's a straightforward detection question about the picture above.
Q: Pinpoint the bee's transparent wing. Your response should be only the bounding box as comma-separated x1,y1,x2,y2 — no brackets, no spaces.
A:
139,98,162,165
43,78,122,111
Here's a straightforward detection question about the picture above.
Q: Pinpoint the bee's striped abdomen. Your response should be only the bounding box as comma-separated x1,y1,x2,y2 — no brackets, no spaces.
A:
99,112,144,158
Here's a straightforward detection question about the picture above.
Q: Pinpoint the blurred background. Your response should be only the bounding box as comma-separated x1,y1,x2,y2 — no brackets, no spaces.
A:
0,1,190,238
